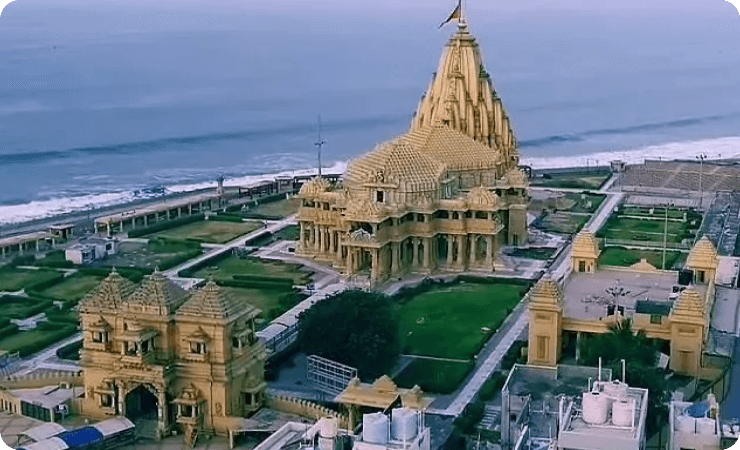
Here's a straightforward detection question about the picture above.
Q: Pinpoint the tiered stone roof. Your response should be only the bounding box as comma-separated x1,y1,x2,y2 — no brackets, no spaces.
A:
411,24,517,155
529,278,563,305
343,137,445,193
501,168,529,188
126,271,189,315
571,231,601,260
687,236,719,270
177,280,257,323
79,269,136,311
672,288,706,319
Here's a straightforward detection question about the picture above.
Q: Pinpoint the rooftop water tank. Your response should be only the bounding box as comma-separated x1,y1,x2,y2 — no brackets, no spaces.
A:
677,415,696,433
583,391,609,425
603,380,628,400
391,408,418,441
697,418,716,435
363,412,389,445
318,418,338,450
612,397,635,427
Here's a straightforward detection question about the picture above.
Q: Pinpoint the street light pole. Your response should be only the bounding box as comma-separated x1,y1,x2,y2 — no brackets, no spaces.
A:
696,153,707,207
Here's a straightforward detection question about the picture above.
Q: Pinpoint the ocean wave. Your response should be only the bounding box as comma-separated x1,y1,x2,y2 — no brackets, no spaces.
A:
0,115,405,164
1,137,739,226
519,112,740,148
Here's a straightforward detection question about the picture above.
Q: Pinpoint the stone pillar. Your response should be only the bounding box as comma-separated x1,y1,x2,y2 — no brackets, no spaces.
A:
346,250,353,275
178,207,182,218
336,233,343,260
446,236,453,265
486,235,494,265
470,235,476,265
189,204,193,215
371,249,379,281
412,238,419,267
314,226,320,251
143,215,148,227
424,238,432,269
575,332,582,363
107,223,112,236
391,242,399,274
35,240,40,252
1,246,5,258
299,222,306,249
130,218,136,230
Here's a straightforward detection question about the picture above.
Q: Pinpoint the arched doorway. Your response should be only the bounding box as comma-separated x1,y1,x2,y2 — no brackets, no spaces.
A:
125,384,159,421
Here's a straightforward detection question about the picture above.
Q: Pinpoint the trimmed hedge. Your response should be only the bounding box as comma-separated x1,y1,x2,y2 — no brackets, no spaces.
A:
217,278,296,290
25,272,66,294
231,274,295,284
177,250,233,278
127,213,205,238
36,250,75,268
56,339,83,361
0,324,19,340
1,295,55,320
12,325,78,357
211,214,245,223
78,267,151,283
9,254,36,266
478,371,507,402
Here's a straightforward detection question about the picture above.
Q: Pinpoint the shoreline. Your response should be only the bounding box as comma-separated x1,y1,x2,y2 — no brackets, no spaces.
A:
2,134,740,236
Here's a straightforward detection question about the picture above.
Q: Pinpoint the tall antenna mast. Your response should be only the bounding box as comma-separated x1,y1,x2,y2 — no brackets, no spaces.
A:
314,115,326,177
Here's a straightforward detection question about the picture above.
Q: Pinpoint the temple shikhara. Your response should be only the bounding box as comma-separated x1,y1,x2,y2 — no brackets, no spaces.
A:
297,21,529,285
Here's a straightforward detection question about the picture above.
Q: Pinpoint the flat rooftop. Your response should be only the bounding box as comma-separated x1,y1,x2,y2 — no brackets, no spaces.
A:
94,192,217,224
561,383,648,447
562,268,706,320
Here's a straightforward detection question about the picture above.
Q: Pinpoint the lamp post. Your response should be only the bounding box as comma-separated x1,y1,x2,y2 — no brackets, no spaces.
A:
662,202,673,270
696,153,707,207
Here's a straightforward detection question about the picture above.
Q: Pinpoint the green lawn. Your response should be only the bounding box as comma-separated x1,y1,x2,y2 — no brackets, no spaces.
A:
598,217,689,243
241,197,300,219
536,212,590,235
194,256,310,284
565,193,606,214
37,274,106,302
599,247,687,270
531,171,611,190
0,324,77,357
222,286,305,327
396,282,528,360
153,220,262,244
103,239,202,271
0,267,61,292
395,359,474,394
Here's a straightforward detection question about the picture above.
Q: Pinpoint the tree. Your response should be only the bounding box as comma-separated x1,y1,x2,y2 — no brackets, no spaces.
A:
298,289,400,379
579,319,669,435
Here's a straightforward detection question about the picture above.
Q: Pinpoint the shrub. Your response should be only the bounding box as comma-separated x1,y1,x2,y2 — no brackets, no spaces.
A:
9,254,36,266
127,213,205,238
478,372,506,402
211,214,245,223
56,339,83,361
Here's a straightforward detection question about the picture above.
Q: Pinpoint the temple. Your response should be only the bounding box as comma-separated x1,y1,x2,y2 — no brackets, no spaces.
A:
297,21,528,285
78,271,267,440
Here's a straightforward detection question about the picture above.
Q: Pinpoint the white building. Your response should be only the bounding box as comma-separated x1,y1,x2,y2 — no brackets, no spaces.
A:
669,394,739,450
253,409,430,450
65,237,117,264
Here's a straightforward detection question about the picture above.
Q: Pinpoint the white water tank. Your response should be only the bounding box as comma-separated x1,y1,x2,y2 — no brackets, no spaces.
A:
677,415,696,433
363,412,389,444
611,397,635,427
603,380,628,400
697,418,716,435
391,408,418,441
318,418,338,450
582,391,609,425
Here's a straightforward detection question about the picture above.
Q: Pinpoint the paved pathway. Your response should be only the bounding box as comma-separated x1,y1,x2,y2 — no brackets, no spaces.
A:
12,332,82,377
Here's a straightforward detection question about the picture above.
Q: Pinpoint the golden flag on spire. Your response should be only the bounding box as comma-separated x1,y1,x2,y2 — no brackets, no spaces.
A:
439,0,463,28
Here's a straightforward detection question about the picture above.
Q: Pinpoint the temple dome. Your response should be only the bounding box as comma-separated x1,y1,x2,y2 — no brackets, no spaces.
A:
79,268,136,311
177,280,258,323
126,270,189,315
466,187,501,210
299,177,331,198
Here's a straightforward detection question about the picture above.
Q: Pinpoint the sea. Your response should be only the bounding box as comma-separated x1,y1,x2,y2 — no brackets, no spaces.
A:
1,0,740,225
